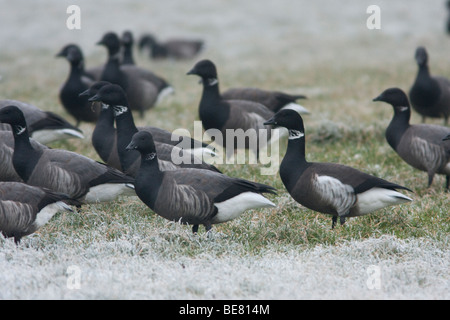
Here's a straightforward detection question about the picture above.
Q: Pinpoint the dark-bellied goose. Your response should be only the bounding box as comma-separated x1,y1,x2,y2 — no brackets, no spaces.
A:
121,30,135,65
0,99,84,144
0,131,47,182
187,59,287,158
97,32,174,117
0,182,73,244
222,87,309,114
56,44,101,126
409,46,450,125
126,130,276,233
264,109,412,228
79,81,122,171
373,87,450,190
0,106,136,204
138,34,204,60
88,83,220,176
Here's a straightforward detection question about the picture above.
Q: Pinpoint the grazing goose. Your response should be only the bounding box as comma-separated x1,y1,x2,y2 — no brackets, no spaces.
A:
138,34,204,60
0,182,73,244
121,30,135,65
0,131,47,182
264,109,413,228
0,106,136,204
409,46,450,125
0,99,84,144
97,32,173,117
79,81,121,171
373,88,450,190
126,130,276,233
187,59,287,158
56,44,101,126
222,87,309,114
88,83,220,176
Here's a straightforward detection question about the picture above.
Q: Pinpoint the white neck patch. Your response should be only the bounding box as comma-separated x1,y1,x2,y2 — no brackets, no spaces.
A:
288,129,304,140
15,125,26,135
207,78,218,86
101,103,110,110
113,105,129,116
396,106,409,112
145,152,157,161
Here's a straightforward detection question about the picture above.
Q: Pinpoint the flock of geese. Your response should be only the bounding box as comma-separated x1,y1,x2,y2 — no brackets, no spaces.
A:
0,30,449,244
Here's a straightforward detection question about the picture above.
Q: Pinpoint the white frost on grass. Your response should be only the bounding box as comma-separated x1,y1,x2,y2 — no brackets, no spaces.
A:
1,235,448,299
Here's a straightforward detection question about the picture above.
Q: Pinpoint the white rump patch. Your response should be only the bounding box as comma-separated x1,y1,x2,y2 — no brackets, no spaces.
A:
84,183,136,203
213,192,275,224
356,187,412,215
280,102,310,115
156,86,175,105
34,201,73,228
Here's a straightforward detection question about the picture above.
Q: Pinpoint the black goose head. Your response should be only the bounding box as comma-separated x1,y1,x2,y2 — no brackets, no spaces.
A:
0,105,28,135
187,59,219,86
443,133,450,141
126,131,157,160
79,81,112,98
414,46,428,67
97,32,121,56
88,83,128,106
138,34,157,51
121,30,134,47
264,109,305,139
56,44,84,66
373,87,411,113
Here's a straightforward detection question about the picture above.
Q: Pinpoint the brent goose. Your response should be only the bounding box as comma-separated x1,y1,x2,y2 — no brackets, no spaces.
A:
0,131,47,182
222,87,309,114
373,87,450,190
138,34,204,60
88,83,220,176
97,32,174,117
0,182,73,244
121,30,135,65
0,106,136,204
79,81,122,171
126,130,276,233
187,59,287,158
0,99,84,144
264,109,412,228
409,46,450,125
56,44,101,126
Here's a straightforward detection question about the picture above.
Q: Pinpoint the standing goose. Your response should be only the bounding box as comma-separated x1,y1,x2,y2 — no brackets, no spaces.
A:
88,83,220,176
56,44,101,126
0,131,47,182
0,182,74,244
409,46,450,125
0,105,136,204
79,81,122,171
138,34,204,60
126,130,276,233
0,99,84,144
373,87,450,190
222,87,309,114
264,109,413,228
187,59,287,158
121,30,135,65
97,32,173,117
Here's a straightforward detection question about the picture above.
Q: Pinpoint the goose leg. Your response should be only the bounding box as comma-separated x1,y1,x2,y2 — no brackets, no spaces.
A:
192,224,199,234
332,216,337,229
427,171,435,187
446,175,449,191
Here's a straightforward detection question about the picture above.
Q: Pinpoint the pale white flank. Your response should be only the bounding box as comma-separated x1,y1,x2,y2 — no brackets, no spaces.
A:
31,128,85,144
155,86,175,105
212,191,275,224
313,175,355,216
33,201,73,228
280,102,310,114
356,187,412,215
84,183,136,203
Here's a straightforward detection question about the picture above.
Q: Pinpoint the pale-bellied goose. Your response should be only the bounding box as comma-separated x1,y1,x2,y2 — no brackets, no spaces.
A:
409,46,450,125
222,87,309,114
0,131,48,182
264,109,413,228
79,81,122,171
0,99,84,144
187,59,287,158
56,44,101,126
138,34,204,60
373,87,450,190
121,30,135,65
126,130,276,233
0,106,136,204
97,32,174,117
0,182,73,244
88,83,220,176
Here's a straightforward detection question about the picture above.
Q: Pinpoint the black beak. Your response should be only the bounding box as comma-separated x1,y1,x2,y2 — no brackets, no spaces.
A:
88,94,101,102
186,68,196,75
263,117,277,126
372,94,383,102
126,141,136,151
79,89,90,97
